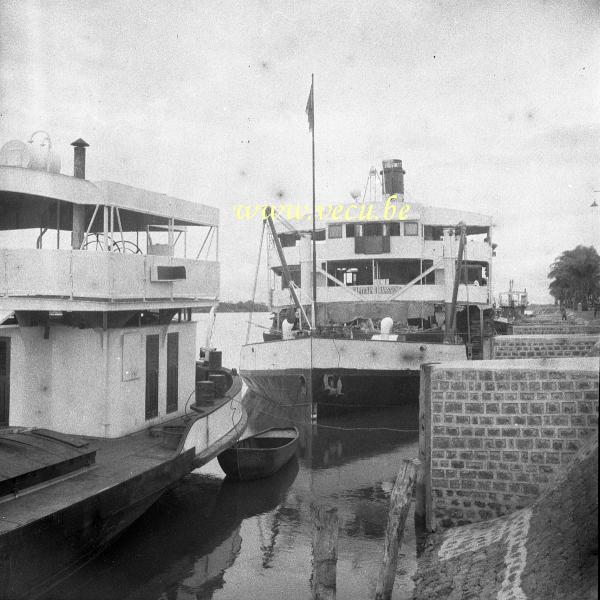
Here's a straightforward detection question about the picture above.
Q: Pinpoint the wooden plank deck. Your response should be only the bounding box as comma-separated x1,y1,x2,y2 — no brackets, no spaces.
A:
0,424,183,531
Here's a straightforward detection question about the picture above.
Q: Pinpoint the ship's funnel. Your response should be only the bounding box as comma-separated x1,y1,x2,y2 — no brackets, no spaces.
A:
380,159,405,198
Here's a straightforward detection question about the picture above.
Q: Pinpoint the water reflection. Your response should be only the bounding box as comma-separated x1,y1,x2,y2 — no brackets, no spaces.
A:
239,390,419,599
44,458,299,600
43,390,418,600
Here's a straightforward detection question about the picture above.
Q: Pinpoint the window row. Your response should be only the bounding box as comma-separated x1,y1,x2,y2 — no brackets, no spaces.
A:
328,221,419,239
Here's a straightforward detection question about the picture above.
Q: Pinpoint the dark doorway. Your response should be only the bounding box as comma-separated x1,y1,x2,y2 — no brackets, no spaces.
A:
145,334,159,420
166,332,179,413
0,338,9,426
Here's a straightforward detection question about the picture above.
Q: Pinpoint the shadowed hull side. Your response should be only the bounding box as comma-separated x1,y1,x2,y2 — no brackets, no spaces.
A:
0,449,195,600
240,337,465,415
241,369,421,416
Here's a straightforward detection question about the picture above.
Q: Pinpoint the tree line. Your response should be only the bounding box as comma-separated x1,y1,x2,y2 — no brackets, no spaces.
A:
195,300,269,313
548,245,600,310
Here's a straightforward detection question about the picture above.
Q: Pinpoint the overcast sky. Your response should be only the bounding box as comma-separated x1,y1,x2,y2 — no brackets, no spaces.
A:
1,0,598,302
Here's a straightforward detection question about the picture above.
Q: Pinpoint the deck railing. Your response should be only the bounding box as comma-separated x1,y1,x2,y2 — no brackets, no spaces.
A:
0,248,218,306
352,284,403,295
271,282,490,306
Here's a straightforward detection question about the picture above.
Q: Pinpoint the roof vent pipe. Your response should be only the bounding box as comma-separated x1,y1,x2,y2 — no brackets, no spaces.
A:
71,138,89,249
71,138,89,179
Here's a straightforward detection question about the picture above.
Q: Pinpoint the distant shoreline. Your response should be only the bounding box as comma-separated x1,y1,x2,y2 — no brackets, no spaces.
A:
194,301,269,313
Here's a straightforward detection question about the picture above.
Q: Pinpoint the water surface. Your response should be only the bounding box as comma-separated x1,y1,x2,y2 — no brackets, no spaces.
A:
44,313,419,600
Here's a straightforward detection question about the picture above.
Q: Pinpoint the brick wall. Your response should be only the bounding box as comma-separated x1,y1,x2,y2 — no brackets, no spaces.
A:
417,357,599,530
492,334,600,359
510,324,600,335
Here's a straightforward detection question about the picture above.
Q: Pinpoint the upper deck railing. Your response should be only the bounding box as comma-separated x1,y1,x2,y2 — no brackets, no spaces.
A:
0,248,219,311
272,236,493,266
0,150,220,310
271,282,490,307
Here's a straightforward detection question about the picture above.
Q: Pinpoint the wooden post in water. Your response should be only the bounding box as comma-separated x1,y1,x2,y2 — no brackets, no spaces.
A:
311,504,339,600
374,458,420,600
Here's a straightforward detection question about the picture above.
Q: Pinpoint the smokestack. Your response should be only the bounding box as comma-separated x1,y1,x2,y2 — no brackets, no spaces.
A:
380,159,405,198
71,138,89,179
71,138,89,249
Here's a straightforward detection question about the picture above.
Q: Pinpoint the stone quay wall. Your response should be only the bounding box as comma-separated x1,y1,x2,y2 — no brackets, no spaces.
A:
417,357,599,531
491,334,599,359
413,435,598,600
509,323,600,335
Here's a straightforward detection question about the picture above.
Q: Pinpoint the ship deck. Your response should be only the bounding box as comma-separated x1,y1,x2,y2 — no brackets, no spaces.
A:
0,397,239,535
0,423,187,534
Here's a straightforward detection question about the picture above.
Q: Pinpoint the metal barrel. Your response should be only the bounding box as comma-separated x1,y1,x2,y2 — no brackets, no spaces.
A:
196,380,216,403
208,350,222,369
208,373,227,397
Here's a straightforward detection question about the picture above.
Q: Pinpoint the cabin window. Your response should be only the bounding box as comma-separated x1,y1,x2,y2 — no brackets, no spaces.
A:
328,224,343,239
404,222,419,236
345,223,355,237
279,267,301,289
424,225,444,241
344,269,357,285
145,334,159,420
328,261,373,285
279,233,297,247
389,222,401,236
378,259,435,284
166,332,179,413
363,222,383,237
0,338,10,426
460,261,488,285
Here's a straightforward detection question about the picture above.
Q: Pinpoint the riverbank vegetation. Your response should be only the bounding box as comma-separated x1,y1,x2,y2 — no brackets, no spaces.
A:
548,245,600,310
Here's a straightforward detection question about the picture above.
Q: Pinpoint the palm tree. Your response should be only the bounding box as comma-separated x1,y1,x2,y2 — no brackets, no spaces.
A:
548,246,600,309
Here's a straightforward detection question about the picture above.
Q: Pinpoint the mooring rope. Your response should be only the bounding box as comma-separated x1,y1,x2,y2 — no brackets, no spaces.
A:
249,405,418,434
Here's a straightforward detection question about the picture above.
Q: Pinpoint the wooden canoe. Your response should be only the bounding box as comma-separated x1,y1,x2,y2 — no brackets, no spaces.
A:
217,427,299,481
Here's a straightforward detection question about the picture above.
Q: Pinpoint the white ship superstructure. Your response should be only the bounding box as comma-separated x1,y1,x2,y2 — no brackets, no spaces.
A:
240,159,495,415
0,133,245,598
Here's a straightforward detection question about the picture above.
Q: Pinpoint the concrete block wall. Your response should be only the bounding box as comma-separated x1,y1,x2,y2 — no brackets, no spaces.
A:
418,358,599,530
492,334,600,359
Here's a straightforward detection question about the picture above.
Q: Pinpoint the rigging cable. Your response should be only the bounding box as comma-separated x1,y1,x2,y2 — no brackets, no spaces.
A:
465,236,471,356
246,220,266,344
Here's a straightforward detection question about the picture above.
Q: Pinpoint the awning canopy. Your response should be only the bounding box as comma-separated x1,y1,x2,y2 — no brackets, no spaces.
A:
0,166,218,231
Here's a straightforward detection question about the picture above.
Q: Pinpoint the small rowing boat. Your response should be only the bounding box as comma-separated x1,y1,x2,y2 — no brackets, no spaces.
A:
217,427,299,481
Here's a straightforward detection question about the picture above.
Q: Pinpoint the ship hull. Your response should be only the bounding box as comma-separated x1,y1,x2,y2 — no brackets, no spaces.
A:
0,385,247,600
240,336,466,415
0,451,194,600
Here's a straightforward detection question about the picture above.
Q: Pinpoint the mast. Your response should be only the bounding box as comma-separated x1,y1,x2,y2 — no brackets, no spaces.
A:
307,74,317,328
264,208,304,315
446,222,467,339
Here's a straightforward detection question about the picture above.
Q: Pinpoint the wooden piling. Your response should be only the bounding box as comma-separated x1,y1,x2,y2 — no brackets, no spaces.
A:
415,364,430,523
311,504,339,600
374,458,420,600
416,363,437,531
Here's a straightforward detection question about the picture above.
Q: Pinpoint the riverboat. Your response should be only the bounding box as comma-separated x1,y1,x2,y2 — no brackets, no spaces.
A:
240,159,495,415
0,132,246,599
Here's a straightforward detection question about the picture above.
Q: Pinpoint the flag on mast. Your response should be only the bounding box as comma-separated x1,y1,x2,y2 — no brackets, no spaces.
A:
305,81,314,132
